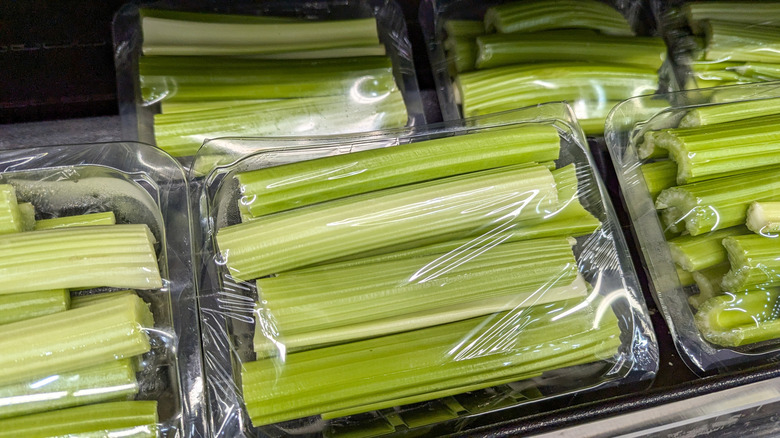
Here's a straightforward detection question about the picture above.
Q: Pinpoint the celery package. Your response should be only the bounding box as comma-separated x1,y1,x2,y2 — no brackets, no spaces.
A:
421,0,668,135
0,143,205,436
192,103,657,437
113,1,424,158
606,82,780,373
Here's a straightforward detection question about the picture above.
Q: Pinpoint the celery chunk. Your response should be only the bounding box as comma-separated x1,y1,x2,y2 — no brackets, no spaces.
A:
722,234,780,291
640,160,677,201
695,289,780,346
746,201,780,234
484,0,634,36
0,289,69,325
668,226,748,272
33,211,116,230
0,184,22,235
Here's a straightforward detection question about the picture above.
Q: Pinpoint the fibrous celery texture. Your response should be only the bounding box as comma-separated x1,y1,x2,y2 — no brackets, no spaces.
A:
484,0,634,36
695,289,780,347
722,234,780,291
33,211,116,230
0,289,69,325
667,226,748,272
0,184,23,235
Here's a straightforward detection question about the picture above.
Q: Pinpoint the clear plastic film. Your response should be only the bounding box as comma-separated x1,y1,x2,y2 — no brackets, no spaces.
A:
112,0,425,160
419,0,669,136
0,143,205,437
192,103,657,437
606,82,780,373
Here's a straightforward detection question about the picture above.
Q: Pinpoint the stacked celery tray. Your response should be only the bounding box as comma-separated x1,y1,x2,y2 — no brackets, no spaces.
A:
192,104,657,437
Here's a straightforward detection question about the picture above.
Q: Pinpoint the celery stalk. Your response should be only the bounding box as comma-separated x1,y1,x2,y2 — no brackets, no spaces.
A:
236,124,561,217
0,359,138,419
668,226,749,272
677,267,696,287
705,21,780,63
0,294,153,386
70,290,137,309
445,37,478,73
0,224,162,294
746,201,780,234
443,20,485,39
0,401,157,438
0,289,69,325
33,211,116,230
655,167,780,235
245,44,387,59
17,203,35,231
695,289,780,346
0,184,22,235
679,98,780,128
484,0,634,36
683,2,780,34
640,160,677,201
689,263,731,309
218,163,557,280
722,234,780,291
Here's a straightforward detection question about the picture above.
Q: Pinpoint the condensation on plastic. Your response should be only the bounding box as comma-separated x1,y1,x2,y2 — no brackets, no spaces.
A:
605,82,780,373
112,0,426,158
190,103,657,437
419,0,668,134
0,143,206,437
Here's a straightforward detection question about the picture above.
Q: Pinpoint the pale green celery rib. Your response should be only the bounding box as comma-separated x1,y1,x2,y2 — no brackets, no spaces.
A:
0,224,161,294
722,235,780,291
475,31,665,70
677,266,696,287
17,202,35,231
0,359,138,419
638,131,669,160
141,17,380,56
705,20,780,63
679,97,780,127
219,163,557,280
0,184,22,235
747,201,780,234
70,290,137,309
139,55,393,76
689,262,731,309
0,294,153,386
695,289,780,347
245,44,387,60
640,160,677,201
668,226,749,272
160,99,279,115
154,92,409,157
33,211,116,231
0,289,69,325
484,0,634,36
443,19,484,39
0,400,157,438
683,2,780,34
456,63,658,118
445,36,477,73
139,8,298,24
236,123,561,218
735,62,780,81
655,167,780,235
242,298,620,426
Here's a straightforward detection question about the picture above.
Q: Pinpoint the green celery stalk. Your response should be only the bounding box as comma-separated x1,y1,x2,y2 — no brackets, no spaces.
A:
683,2,780,34
638,131,669,160
668,226,749,272
0,400,157,438
0,359,138,419
734,62,780,81
722,234,780,291
141,16,380,56
236,124,561,218
640,160,677,201
677,266,696,287
443,19,485,39
0,224,161,294
0,289,69,325
245,44,387,59
70,290,137,309
33,211,116,231
705,21,780,64
689,263,731,309
678,98,780,128
218,163,557,280
475,31,665,70
747,201,780,234
17,202,35,231
0,184,22,235
160,99,278,114
242,298,620,425
445,36,478,73
0,294,153,386
655,167,780,236
484,0,634,36
695,289,780,347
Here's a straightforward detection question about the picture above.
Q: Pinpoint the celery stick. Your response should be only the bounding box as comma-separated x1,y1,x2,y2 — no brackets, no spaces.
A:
0,224,161,294
443,19,484,39
640,160,677,201
722,234,780,291
475,31,665,70
0,400,157,438
218,163,557,280
747,201,780,234
735,62,780,81
677,266,695,287
484,0,634,36
668,226,749,272
655,167,780,235
689,263,731,309
33,211,116,231
0,294,153,386
246,44,387,59
70,290,137,309
0,289,69,325
445,36,478,73
696,289,780,346
0,184,22,235
0,359,138,419
236,124,561,217
679,98,780,128
17,202,35,231
705,21,780,64
638,131,669,160
142,16,380,56
683,2,780,34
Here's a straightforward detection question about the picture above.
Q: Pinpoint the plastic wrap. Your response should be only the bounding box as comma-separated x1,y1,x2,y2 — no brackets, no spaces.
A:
419,0,668,135
112,0,425,159
192,102,657,437
606,82,780,373
0,143,205,437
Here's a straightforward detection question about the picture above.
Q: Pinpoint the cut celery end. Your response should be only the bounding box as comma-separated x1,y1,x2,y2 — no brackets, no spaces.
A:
0,224,162,294
638,131,669,160
218,163,557,280
0,359,139,419
689,263,731,309
0,184,22,235
722,234,780,291
705,21,780,64
33,211,116,231
70,290,138,309
484,0,634,36
696,289,780,333
236,124,561,218
668,226,748,272
0,289,69,325
746,201,780,234
17,202,35,231
0,400,158,438
640,160,677,201
160,99,279,115
679,97,780,128
0,294,153,386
